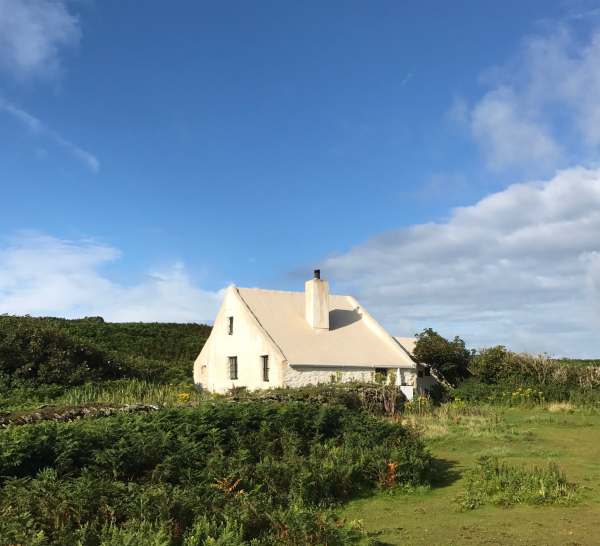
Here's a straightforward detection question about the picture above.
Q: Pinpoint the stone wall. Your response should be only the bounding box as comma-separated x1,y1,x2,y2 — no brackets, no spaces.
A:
283,365,417,390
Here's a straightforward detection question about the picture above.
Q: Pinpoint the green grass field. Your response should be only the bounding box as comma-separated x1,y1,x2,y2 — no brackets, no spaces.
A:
344,405,600,546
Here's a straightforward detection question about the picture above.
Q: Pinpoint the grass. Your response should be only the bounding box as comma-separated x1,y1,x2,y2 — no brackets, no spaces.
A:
57,379,204,407
547,401,575,413
400,401,516,440
458,457,577,509
0,379,207,413
344,406,600,545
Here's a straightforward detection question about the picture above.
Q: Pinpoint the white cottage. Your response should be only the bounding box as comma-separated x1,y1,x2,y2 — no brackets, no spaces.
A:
194,270,423,399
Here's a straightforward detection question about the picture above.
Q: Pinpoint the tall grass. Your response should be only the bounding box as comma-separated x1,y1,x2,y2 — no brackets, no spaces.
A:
458,456,578,509
58,379,204,407
399,399,521,440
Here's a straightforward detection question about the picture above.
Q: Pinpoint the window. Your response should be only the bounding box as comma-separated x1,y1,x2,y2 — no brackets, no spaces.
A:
228,316,234,335
375,368,388,377
228,356,238,380
262,355,269,382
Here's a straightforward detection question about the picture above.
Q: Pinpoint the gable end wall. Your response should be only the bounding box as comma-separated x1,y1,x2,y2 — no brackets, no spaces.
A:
193,286,286,393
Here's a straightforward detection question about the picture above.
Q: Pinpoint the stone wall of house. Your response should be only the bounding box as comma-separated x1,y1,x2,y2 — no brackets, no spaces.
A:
283,365,417,392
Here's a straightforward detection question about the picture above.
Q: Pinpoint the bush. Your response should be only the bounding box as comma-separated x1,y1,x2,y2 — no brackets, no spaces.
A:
458,457,578,509
229,382,407,416
469,346,510,384
0,316,211,387
0,317,126,385
413,328,471,385
453,377,501,402
465,349,600,404
0,401,431,544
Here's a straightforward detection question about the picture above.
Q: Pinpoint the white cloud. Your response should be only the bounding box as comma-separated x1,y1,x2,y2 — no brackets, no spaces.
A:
461,25,600,171
324,168,600,357
470,87,561,171
0,97,99,172
0,0,80,81
0,233,223,323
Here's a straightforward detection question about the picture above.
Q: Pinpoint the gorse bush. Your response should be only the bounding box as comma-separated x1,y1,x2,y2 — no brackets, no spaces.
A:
458,456,577,509
0,401,430,544
0,316,210,387
0,317,125,386
39,317,211,382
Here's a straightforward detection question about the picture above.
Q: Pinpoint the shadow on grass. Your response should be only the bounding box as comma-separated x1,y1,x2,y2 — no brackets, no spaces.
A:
364,533,399,546
358,459,462,545
429,457,461,488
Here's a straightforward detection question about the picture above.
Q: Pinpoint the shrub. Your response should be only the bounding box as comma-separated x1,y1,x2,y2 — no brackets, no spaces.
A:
413,328,471,385
469,346,510,384
0,316,211,387
0,317,125,385
229,382,408,416
0,401,430,544
458,457,578,509
453,377,501,403
465,349,600,405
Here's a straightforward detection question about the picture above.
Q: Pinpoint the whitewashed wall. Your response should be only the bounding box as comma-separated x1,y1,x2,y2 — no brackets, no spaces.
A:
193,287,285,393
283,365,417,396
193,286,420,397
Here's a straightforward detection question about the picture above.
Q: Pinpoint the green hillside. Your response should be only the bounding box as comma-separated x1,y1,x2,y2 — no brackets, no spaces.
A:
0,315,211,385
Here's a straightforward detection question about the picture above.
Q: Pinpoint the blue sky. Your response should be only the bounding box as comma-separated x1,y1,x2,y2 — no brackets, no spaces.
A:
2,1,600,355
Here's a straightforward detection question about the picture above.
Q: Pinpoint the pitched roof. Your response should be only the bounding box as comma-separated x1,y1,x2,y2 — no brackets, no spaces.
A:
394,337,417,358
236,287,415,368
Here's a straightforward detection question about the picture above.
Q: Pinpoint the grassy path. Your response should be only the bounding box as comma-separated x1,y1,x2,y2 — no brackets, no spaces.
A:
343,407,600,545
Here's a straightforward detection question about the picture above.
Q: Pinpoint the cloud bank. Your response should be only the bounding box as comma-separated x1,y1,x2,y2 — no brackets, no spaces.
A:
0,233,223,323
325,168,600,356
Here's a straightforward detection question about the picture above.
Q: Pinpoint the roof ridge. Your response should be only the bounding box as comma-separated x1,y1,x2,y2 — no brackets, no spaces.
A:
237,286,350,298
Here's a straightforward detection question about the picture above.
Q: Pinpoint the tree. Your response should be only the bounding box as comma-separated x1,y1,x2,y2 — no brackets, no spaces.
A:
413,328,471,386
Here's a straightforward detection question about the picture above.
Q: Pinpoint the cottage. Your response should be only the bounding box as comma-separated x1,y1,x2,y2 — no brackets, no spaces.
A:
194,270,428,399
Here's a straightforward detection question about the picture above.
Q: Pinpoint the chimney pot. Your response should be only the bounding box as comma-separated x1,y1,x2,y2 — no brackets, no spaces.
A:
314,269,321,279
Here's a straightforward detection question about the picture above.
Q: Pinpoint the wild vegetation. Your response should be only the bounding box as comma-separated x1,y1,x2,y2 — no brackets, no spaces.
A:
457,345,600,405
458,456,578,509
0,316,432,545
0,315,209,386
344,405,599,545
412,328,600,405
0,317,598,545
0,402,430,545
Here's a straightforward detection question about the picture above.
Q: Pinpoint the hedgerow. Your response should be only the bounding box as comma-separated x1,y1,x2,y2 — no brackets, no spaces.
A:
0,401,430,544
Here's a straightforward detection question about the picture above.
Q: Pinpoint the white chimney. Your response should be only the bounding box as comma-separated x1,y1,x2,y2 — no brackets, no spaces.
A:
305,269,329,330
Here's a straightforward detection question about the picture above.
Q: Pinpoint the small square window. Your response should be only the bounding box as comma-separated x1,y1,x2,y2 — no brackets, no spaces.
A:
228,317,234,335
262,355,269,382
228,356,238,380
